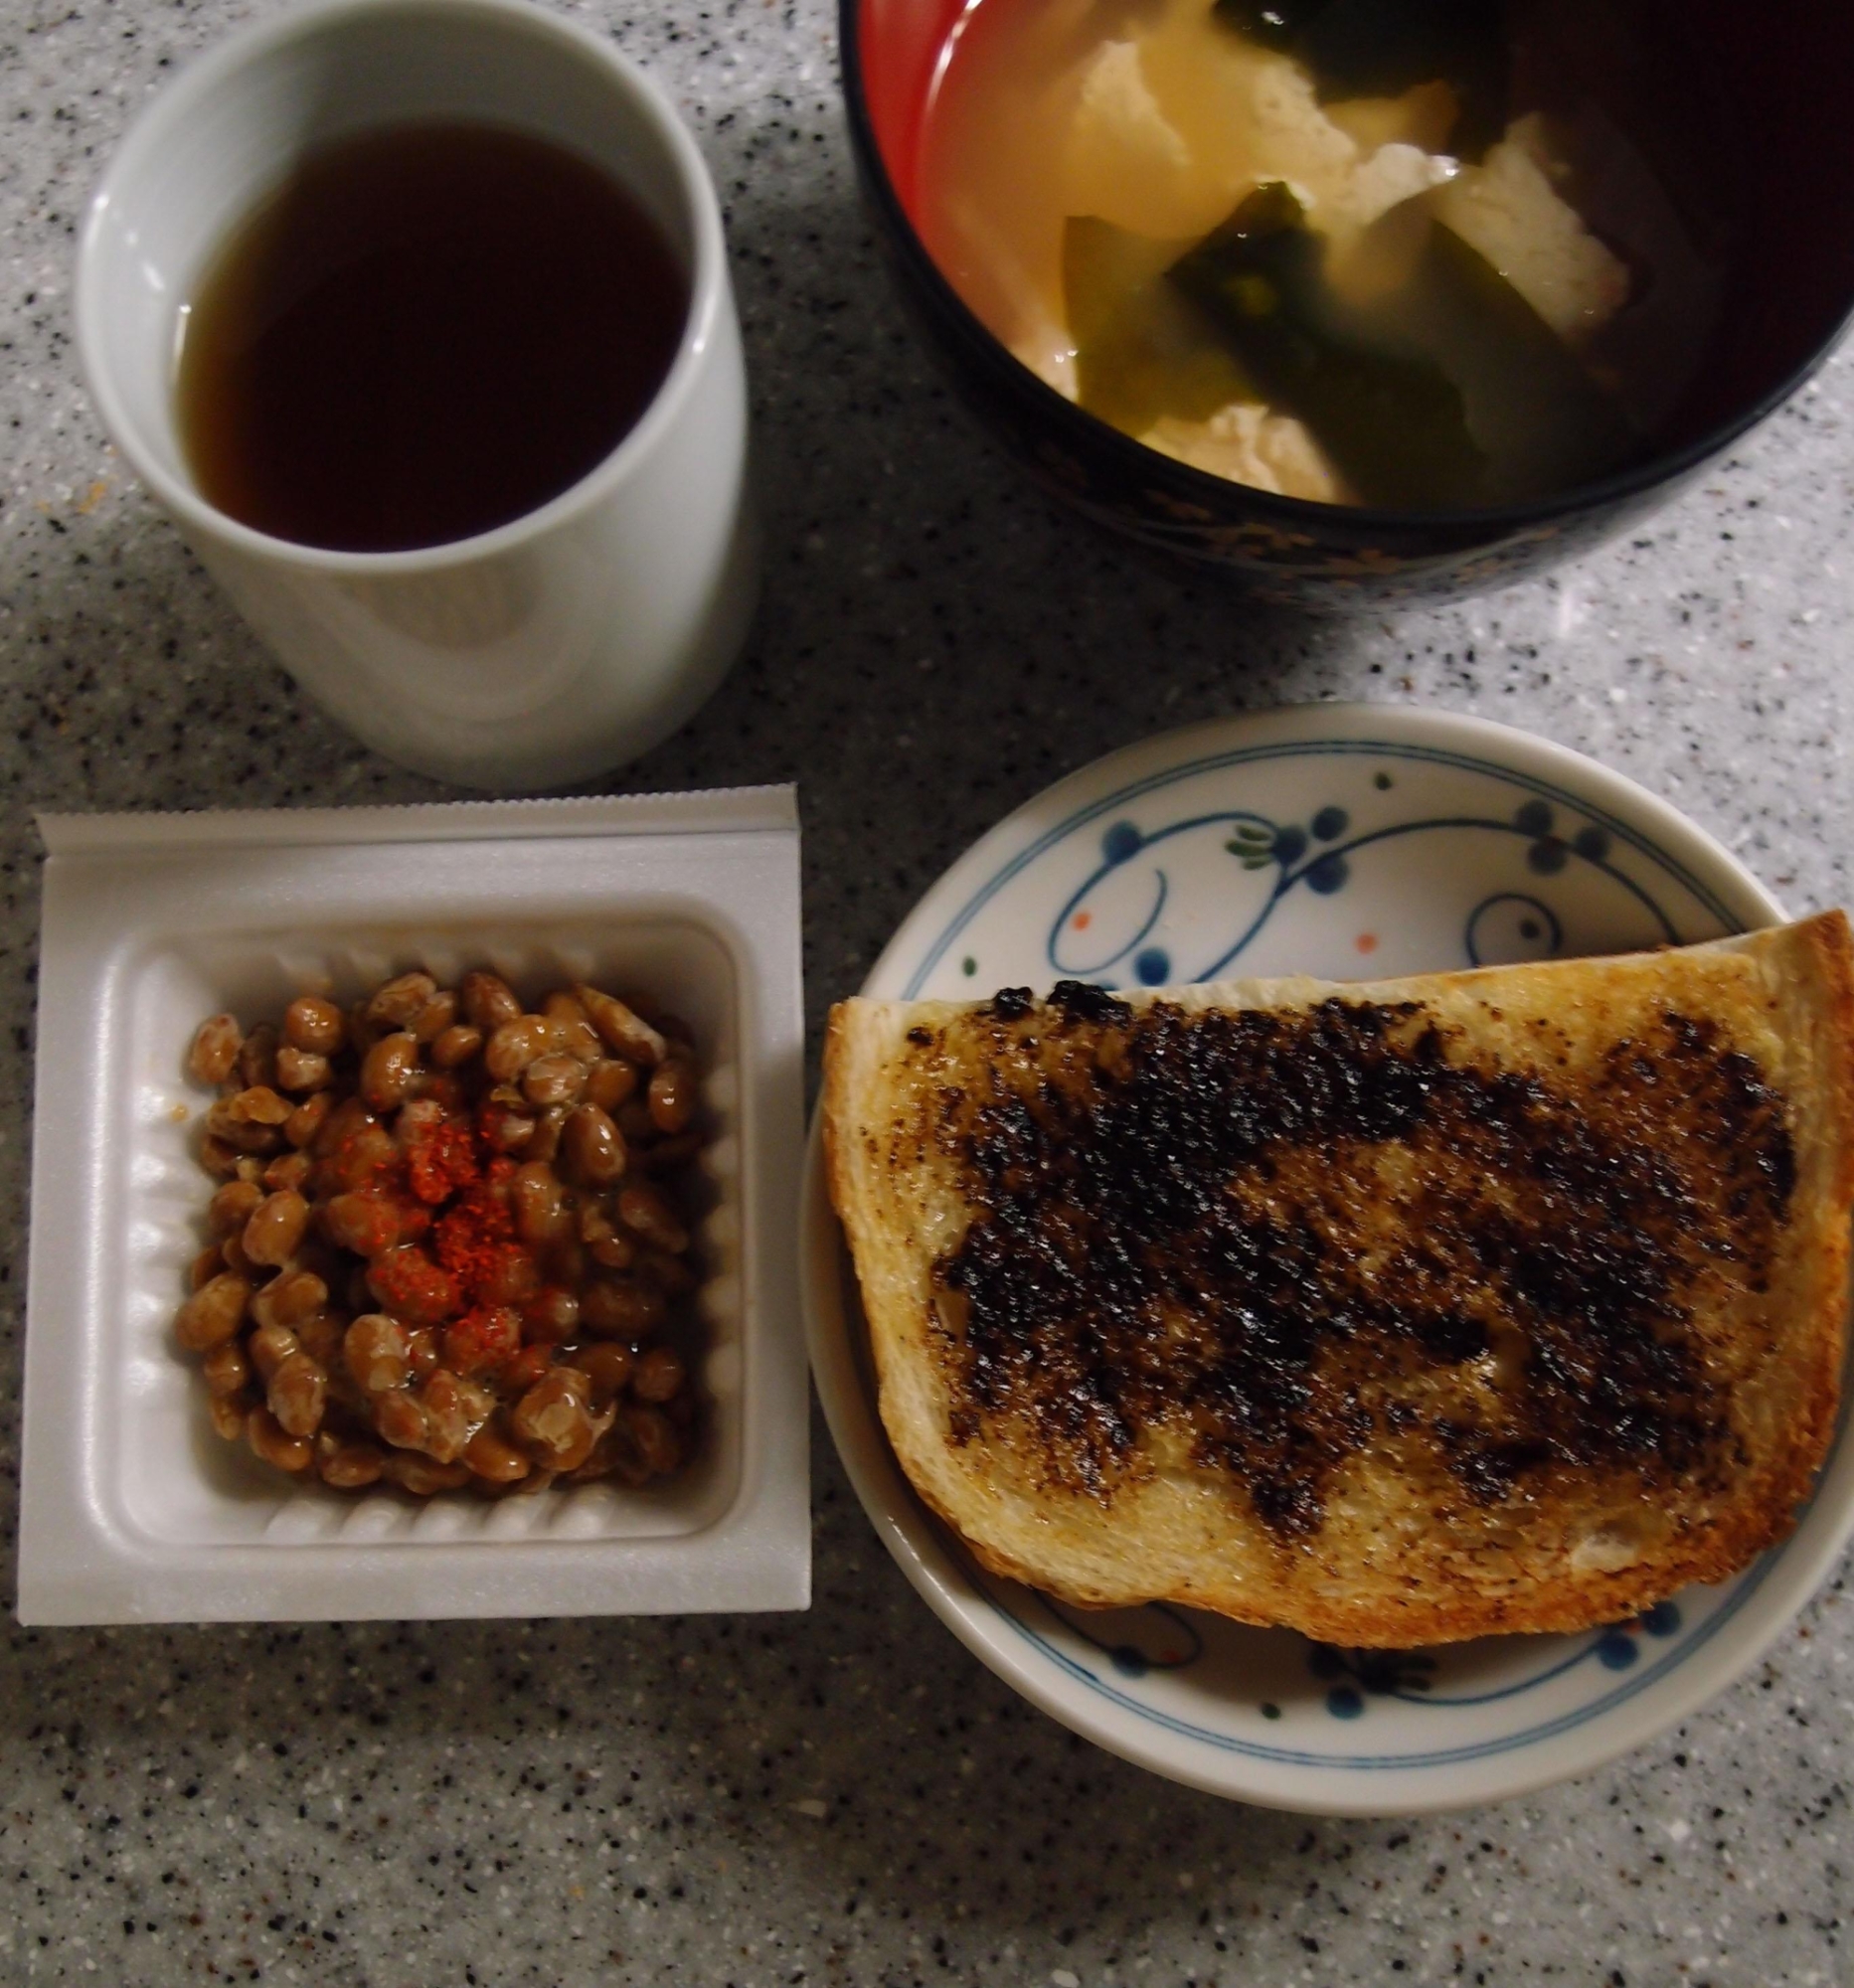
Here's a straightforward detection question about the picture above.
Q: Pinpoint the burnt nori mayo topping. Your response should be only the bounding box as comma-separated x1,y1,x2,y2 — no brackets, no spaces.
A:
916,992,1794,1536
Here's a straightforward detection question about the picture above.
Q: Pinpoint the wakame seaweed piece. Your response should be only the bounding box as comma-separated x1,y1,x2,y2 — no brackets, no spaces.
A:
1167,183,1486,509
1387,214,1637,500
1214,0,1508,158
1209,0,1325,53
1065,217,1256,436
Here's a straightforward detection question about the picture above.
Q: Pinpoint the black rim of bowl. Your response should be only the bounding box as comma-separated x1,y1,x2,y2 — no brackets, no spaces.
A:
838,0,1854,537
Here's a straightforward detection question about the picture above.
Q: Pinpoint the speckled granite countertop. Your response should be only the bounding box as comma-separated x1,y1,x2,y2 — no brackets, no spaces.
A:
2,0,1851,1981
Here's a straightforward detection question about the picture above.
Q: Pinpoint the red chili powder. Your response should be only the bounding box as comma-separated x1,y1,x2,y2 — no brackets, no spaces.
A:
407,1117,479,1205
434,1173,521,1304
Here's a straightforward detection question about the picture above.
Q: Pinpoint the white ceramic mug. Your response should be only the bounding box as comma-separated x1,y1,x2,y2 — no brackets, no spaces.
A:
77,0,758,791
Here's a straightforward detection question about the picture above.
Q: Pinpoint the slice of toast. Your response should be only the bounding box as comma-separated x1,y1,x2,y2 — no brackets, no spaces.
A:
823,913,1854,1645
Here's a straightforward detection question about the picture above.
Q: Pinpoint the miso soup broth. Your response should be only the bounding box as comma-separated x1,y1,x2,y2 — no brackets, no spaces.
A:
917,0,1734,510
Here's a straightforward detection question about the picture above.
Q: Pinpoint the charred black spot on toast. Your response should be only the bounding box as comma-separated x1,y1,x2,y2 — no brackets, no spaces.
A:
919,991,1795,1535
1048,979,1133,1025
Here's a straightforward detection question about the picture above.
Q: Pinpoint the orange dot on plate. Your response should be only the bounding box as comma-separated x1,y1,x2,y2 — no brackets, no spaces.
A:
1073,911,1092,930
1355,932,1379,954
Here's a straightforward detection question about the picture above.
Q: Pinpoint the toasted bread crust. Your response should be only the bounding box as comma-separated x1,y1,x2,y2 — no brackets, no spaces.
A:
1748,911,1854,1533
824,914,1854,1645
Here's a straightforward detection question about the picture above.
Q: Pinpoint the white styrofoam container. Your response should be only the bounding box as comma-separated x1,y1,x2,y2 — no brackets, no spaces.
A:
18,787,808,1623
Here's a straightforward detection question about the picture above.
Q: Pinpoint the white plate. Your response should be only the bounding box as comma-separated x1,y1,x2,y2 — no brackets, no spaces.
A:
801,705,1854,1814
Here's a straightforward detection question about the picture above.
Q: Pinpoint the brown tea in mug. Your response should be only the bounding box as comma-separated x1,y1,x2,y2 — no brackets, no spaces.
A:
176,122,688,553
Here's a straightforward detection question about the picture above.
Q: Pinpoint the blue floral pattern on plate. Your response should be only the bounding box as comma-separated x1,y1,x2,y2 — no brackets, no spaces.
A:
1044,793,1661,990
907,738,1738,1001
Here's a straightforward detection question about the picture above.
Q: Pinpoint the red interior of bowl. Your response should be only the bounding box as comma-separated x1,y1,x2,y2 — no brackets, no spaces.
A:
856,0,965,223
